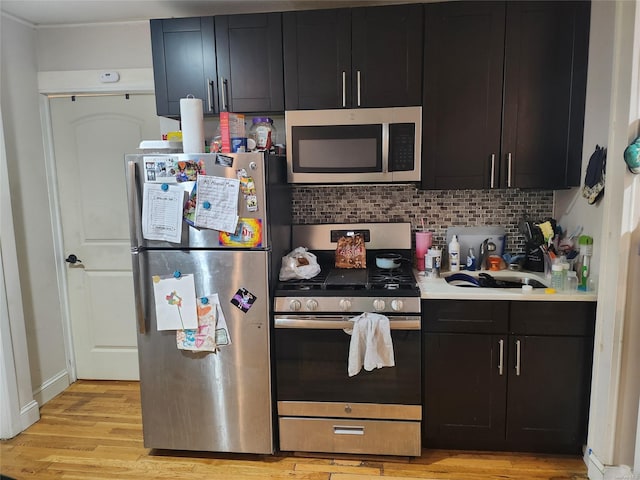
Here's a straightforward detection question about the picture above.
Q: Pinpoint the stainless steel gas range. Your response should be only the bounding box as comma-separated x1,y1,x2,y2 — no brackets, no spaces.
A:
273,223,422,457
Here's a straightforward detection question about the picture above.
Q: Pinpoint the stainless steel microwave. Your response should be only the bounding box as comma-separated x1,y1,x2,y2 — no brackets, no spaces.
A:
285,107,422,184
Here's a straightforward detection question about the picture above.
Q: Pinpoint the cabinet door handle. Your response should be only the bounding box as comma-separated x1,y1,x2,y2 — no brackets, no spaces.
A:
515,339,521,376
206,78,214,112
356,70,361,107
220,76,229,111
507,153,513,188
490,154,496,189
342,71,346,108
498,338,504,375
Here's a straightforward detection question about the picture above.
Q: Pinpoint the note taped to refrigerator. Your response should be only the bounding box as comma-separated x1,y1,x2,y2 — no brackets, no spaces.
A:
142,183,183,243
176,294,231,352
152,274,198,331
194,175,240,233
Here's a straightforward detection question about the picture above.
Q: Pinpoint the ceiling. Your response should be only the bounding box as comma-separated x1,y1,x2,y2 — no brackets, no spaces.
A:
0,0,415,26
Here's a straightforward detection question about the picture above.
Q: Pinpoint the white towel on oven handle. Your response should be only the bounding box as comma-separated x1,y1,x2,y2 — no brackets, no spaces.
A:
346,312,395,377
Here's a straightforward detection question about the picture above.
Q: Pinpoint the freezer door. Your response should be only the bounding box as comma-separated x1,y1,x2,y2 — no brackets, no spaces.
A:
125,152,288,249
135,249,273,453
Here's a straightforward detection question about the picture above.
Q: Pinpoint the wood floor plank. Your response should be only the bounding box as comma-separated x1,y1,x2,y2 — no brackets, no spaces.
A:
0,380,588,480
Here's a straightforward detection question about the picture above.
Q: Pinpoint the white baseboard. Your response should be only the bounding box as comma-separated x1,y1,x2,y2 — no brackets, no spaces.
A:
20,400,40,431
33,369,70,406
585,447,636,480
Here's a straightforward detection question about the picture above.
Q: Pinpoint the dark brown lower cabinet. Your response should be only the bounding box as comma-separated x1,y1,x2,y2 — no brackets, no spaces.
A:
423,300,595,454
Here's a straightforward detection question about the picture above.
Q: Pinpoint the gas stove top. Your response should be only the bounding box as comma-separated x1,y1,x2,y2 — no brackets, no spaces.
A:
275,263,420,296
274,223,421,315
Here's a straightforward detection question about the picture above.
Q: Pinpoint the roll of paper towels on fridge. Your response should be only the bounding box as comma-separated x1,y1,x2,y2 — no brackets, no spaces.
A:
180,96,205,153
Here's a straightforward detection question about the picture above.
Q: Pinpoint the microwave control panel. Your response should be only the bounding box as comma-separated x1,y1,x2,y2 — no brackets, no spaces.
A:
389,123,415,172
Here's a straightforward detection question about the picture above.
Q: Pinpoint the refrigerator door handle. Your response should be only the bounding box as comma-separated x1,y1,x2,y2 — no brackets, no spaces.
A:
126,160,143,248
131,250,146,334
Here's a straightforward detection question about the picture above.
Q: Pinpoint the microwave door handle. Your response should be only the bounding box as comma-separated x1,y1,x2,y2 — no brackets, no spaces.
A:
382,123,390,173
342,71,347,108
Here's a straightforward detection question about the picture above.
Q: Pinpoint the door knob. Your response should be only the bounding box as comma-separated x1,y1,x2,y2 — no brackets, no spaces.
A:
65,254,82,264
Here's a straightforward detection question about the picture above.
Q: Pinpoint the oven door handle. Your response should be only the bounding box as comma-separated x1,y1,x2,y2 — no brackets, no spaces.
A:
274,315,421,330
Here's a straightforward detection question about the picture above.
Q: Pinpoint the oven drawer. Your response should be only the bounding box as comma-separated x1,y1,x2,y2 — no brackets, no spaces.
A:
278,417,421,456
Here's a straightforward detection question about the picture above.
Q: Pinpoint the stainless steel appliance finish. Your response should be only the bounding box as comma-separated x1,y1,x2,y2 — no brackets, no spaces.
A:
285,107,421,184
125,151,291,454
273,222,422,456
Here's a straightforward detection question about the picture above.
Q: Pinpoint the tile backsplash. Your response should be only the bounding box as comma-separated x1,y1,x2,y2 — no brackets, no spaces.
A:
291,185,553,254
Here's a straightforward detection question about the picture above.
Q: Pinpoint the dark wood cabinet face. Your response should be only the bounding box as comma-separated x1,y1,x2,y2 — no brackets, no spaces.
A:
502,1,590,189
283,4,422,110
283,9,351,110
350,4,423,108
150,17,217,117
422,2,505,190
424,333,507,448
215,13,284,113
422,299,595,454
421,1,590,190
506,335,593,452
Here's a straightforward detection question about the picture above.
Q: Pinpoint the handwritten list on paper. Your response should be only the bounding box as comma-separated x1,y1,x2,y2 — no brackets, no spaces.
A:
194,175,240,233
142,183,183,243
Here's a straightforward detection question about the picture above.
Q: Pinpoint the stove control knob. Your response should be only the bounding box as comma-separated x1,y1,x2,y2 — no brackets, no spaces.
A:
373,299,386,312
306,299,318,311
390,299,404,312
289,300,302,312
339,299,352,312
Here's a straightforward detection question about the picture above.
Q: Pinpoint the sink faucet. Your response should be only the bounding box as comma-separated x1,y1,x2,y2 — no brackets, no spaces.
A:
478,238,497,270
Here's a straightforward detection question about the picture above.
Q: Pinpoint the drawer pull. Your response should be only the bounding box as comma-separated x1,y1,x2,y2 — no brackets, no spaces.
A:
334,426,364,436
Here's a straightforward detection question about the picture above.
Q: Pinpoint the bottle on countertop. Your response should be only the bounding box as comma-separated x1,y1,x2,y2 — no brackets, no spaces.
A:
466,247,477,271
551,264,564,291
577,235,593,291
565,270,578,292
449,235,460,272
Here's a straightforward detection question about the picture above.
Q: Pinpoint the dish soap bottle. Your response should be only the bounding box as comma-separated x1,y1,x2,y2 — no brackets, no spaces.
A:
449,235,461,272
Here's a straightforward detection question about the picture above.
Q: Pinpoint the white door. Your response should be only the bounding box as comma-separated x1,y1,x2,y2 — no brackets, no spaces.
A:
50,94,160,379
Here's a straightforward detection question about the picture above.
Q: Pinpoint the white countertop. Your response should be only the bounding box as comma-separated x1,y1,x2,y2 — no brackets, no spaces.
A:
416,269,597,302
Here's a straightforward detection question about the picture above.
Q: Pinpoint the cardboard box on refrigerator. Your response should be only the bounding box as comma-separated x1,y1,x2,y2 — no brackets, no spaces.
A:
220,112,246,153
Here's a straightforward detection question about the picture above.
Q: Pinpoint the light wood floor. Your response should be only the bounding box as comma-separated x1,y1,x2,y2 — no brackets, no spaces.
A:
1,380,588,480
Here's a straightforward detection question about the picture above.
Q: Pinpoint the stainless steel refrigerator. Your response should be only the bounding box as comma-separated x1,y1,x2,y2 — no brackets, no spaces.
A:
125,151,291,453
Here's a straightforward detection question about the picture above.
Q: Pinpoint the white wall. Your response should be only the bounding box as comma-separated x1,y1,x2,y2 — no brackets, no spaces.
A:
580,1,640,477
555,2,616,281
0,111,40,438
0,15,69,406
36,22,152,71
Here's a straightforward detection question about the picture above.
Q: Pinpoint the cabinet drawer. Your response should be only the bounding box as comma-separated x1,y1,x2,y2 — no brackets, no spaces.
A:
423,300,508,333
510,302,596,336
279,417,421,456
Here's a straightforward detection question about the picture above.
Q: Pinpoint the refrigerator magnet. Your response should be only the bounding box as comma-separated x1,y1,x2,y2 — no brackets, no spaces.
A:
219,219,262,247
215,154,234,167
230,288,257,313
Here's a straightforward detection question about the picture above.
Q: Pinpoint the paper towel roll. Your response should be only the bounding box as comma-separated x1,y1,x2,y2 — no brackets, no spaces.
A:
180,97,205,153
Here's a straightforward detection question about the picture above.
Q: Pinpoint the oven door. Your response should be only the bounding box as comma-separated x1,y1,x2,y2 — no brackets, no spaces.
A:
274,315,421,406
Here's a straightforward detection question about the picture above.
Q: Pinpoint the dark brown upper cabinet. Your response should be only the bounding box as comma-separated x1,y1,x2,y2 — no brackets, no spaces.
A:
215,13,284,113
283,4,423,110
421,1,590,190
150,17,217,117
151,13,284,117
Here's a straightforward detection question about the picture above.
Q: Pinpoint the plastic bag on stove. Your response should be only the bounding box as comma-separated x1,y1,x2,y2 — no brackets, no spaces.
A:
279,247,321,281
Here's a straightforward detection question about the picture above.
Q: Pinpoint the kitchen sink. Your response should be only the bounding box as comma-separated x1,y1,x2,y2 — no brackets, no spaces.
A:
445,272,548,289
